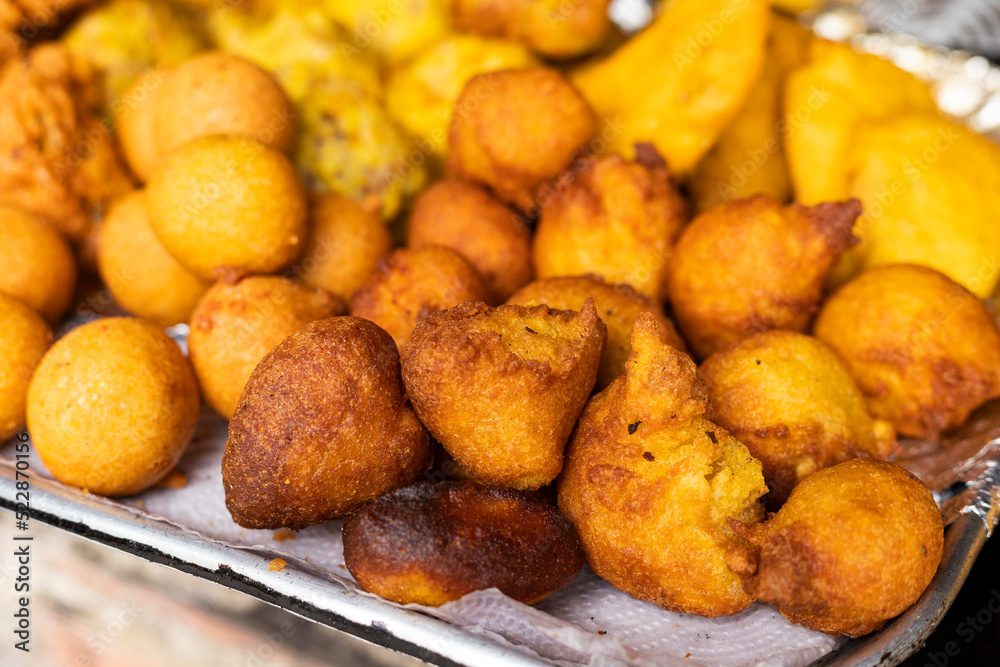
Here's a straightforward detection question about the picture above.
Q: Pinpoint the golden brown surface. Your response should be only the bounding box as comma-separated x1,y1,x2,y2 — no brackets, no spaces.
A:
0,0,21,66
188,275,346,420
447,67,597,212
507,275,685,389
700,331,896,508
407,180,532,301
814,264,1000,439
402,301,606,490
344,482,584,606
115,67,167,182
728,459,943,637
324,0,451,68
559,313,767,617
532,150,688,301
351,246,493,348
667,195,860,359
26,317,200,496
222,317,433,529
0,295,52,441
0,204,76,323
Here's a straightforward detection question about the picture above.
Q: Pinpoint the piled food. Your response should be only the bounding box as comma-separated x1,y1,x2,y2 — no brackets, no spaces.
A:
4,0,1000,647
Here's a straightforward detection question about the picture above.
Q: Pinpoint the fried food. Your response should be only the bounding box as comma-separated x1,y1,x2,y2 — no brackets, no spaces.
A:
407,180,532,301
0,1,22,66
17,0,97,26
814,264,1000,440
350,246,493,348
27,317,200,496
532,150,688,301
344,482,584,606
114,67,167,182
98,191,210,327
447,67,597,212
667,195,860,359
188,275,346,420
507,275,685,389
572,0,770,176
401,301,606,490
0,205,76,324
558,313,768,617
223,317,433,529
322,0,451,67
0,295,52,442
700,331,896,508
147,136,308,280
728,459,943,637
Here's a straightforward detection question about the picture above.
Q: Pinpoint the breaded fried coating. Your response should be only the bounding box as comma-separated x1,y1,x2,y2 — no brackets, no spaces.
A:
0,205,76,324
0,294,52,442
559,313,767,617
0,1,22,66
402,301,606,490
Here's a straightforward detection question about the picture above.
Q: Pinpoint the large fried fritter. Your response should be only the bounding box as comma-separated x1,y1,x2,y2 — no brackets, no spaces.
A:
402,301,606,490
0,205,76,324
344,482,584,606
223,317,433,529
532,149,687,301
814,264,1000,440
728,459,943,637
558,313,767,617
0,294,52,442
667,195,860,359
701,331,896,508
114,67,167,182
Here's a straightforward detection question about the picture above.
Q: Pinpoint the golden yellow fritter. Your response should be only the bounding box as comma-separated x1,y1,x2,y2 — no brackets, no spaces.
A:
322,0,451,67
0,205,76,324
114,67,167,182
0,294,52,442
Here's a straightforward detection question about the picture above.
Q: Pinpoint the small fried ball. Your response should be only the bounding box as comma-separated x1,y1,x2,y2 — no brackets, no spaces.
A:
814,264,1000,439
27,318,200,496
188,275,346,420
0,205,76,324
532,149,688,301
507,275,685,389
728,459,943,637
0,295,52,442
448,67,597,212
402,301,606,490
147,136,308,280
559,313,768,617
344,482,584,606
701,331,896,508
115,67,168,182
407,180,532,301
351,246,493,348
98,191,210,327
667,195,860,359
153,52,295,156
223,317,433,529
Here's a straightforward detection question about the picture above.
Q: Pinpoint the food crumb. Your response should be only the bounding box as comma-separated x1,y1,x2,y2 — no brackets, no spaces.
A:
268,558,287,572
156,469,188,489
598,630,606,635
135,499,145,508
273,528,296,541
685,654,691,659
643,451,655,461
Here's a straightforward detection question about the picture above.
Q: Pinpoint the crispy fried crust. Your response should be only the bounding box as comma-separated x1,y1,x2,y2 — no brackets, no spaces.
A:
0,204,76,323
0,294,51,441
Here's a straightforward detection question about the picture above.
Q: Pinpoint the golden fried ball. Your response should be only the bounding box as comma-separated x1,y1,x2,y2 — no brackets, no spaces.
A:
0,295,52,442
97,191,210,327
26,318,200,496
223,317,433,529
402,301,606,490
407,180,532,301
448,67,597,212
701,331,896,508
667,195,861,359
115,67,167,182
344,482,584,606
188,275,346,420
147,136,308,280
728,459,943,637
814,264,1000,439
0,205,76,324
507,275,685,389
559,313,768,617
153,52,295,156
351,246,493,348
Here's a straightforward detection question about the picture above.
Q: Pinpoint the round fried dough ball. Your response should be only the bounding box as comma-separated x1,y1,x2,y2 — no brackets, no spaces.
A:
147,136,308,280
701,331,896,508
814,264,1000,440
344,482,584,606
115,67,167,182
351,246,493,348
407,180,532,301
728,459,943,637
153,52,295,156
0,295,52,441
223,317,434,529
0,206,76,324
447,67,597,212
26,318,200,496
98,191,210,327
188,275,346,420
